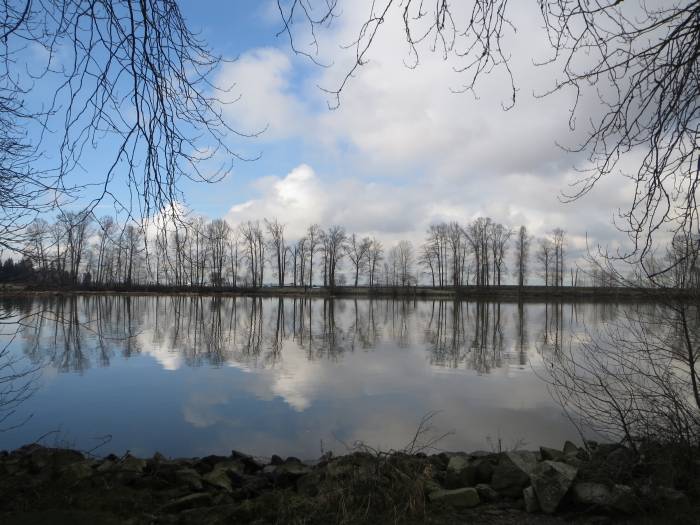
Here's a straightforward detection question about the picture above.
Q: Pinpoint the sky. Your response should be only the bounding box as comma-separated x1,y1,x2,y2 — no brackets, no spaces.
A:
172,0,632,260
24,0,643,269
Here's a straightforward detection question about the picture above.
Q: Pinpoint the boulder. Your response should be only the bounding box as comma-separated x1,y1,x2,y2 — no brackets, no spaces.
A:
265,462,310,477
264,461,312,488
562,455,584,468
202,468,233,492
491,451,538,497
44,448,85,469
475,483,498,502
240,473,271,496
563,441,580,456
572,482,611,507
606,447,635,472
444,455,476,488
230,450,264,473
193,455,226,474
428,487,480,508
530,460,578,514
59,460,94,482
540,447,565,462
159,493,214,513
175,468,204,491
657,487,689,511
446,454,469,472
610,484,638,514
119,456,147,473
473,457,496,484
211,460,245,478
523,486,539,513
1,458,22,475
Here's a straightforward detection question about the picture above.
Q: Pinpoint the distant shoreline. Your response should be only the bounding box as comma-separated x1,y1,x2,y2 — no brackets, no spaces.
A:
0,283,695,302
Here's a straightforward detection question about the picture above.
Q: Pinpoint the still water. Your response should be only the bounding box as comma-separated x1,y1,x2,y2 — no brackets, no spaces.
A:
0,295,624,458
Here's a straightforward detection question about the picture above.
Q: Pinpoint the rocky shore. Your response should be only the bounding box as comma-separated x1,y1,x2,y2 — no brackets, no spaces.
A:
0,441,697,524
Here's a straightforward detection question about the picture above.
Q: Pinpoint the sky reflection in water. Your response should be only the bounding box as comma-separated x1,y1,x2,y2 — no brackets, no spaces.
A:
0,295,623,458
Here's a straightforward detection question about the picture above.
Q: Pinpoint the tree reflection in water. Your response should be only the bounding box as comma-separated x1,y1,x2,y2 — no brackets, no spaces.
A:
4,295,698,456
2,295,629,376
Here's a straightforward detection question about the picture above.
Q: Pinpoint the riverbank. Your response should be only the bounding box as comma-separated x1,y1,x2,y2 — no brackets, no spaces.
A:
1,441,696,524
1,282,696,302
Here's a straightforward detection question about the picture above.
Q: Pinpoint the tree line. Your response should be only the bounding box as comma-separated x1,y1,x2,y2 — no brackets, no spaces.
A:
0,212,563,289
4,211,697,290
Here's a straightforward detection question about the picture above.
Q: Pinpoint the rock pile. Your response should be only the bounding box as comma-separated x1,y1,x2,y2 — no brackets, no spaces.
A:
0,441,695,524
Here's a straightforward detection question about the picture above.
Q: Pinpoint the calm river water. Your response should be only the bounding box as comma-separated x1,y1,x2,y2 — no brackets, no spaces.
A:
0,295,629,458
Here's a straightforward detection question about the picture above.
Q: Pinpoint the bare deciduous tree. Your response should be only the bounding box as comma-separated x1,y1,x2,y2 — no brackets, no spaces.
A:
345,233,371,287
0,0,256,243
514,225,530,288
280,1,700,269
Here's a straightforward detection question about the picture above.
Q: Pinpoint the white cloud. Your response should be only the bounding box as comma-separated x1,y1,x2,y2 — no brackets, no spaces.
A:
217,1,647,265
217,48,310,139
225,161,628,267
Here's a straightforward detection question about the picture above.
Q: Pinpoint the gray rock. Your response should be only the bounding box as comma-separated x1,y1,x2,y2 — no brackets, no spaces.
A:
202,468,233,492
473,457,495,484
540,447,565,462
429,487,480,508
562,455,584,468
610,484,637,514
160,493,214,513
475,483,498,502
96,459,116,473
446,455,469,472
572,482,611,507
657,487,689,510
230,450,264,473
274,462,311,477
60,460,94,481
119,456,147,473
51,449,85,467
175,468,204,491
1,458,22,475
264,461,312,488
606,447,635,471
445,455,476,488
563,441,580,456
491,451,538,497
212,460,245,477
523,486,539,513
530,460,578,514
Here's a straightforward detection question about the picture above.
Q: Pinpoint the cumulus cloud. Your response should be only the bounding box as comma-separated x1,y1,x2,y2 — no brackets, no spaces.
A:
225,161,627,265
217,1,641,263
217,47,310,139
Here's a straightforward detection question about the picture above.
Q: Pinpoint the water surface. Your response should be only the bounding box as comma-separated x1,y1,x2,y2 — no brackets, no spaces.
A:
0,295,624,458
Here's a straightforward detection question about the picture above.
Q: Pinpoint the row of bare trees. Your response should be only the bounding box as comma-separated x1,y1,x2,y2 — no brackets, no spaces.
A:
19,214,393,288
20,212,700,290
28,213,700,290
419,220,567,288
